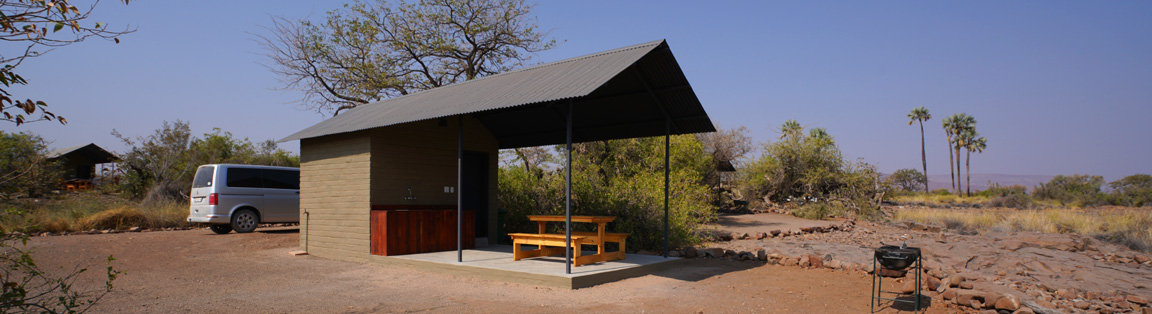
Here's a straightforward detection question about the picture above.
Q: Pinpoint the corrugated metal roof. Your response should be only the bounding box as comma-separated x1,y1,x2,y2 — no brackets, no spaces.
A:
280,39,715,147
47,143,117,163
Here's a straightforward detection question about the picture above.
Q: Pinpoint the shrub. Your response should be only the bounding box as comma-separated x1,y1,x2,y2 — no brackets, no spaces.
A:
499,135,715,252
0,131,62,198
1033,174,1105,207
1109,174,1152,207
888,168,927,193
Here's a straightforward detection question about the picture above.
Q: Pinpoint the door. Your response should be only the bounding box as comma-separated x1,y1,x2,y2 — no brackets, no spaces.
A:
261,169,300,223
462,151,489,238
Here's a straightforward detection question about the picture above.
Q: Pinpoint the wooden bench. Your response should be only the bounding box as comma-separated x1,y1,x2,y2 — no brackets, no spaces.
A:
509,233,588,263
565,231,628,261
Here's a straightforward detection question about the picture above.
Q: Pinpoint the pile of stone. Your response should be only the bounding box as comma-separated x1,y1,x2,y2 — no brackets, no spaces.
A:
1090,252,1152,265
678,244,1152,314
715,220,856,242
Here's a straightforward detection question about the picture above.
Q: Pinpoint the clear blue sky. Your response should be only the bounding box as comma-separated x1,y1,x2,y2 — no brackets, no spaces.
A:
9,1,1152,180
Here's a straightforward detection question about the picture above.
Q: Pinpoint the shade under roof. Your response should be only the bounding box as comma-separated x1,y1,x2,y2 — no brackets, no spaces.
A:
280,39,715,148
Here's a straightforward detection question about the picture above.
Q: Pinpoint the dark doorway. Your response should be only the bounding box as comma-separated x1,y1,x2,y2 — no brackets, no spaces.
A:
462,151,489,238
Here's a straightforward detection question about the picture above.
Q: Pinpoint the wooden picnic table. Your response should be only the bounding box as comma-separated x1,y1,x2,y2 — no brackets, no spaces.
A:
508,215,628,266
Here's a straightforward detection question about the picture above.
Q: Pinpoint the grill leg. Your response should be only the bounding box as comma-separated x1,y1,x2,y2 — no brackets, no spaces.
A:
871,256,877,313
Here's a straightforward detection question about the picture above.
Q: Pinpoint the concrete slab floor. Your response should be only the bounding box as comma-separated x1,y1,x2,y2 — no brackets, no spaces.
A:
371,245,682,289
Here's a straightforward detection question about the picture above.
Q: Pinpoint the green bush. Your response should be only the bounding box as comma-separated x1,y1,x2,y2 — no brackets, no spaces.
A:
1109,174,1152,207
741,120,885,218
1033,174,1105,207
112,121,300,202
888,168,927,193
498,136,715,252
0,131,62,199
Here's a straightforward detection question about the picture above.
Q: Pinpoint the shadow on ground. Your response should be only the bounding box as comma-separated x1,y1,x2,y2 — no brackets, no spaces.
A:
874,293,933,312
650,259,759,282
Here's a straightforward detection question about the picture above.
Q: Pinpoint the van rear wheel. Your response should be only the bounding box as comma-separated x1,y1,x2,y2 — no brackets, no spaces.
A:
231,209,259,233
209,224,233,234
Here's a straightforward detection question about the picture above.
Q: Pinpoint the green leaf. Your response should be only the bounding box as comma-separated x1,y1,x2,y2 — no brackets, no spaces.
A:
54,22,64,32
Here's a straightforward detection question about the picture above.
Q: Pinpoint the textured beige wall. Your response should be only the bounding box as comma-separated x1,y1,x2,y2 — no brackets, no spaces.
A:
299,131,372,262
369,116,499,240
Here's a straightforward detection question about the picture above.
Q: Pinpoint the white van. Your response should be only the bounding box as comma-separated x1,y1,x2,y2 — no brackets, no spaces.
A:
187,164,300,234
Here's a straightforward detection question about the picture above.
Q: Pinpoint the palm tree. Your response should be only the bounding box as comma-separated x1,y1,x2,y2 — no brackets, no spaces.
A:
965,135,987,196
950,114,975,195
941,116,957,194
907,107,931,193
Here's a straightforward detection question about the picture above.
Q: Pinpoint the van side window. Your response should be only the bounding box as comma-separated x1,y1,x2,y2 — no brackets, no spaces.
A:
263,170,299,190
226,168,263,188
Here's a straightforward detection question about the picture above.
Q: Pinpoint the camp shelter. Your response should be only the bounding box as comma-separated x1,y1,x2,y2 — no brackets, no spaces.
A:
46,143,117,181
280,39,715,270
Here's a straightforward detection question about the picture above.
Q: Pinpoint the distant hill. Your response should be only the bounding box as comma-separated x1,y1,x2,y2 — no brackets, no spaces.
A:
924,174,1054,192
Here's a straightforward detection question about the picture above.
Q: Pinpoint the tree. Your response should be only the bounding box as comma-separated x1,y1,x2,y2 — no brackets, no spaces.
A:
258,0,556,116
1109,174,1152,207
906,107,931,193
1,0,132,126
941,115,957,193
0,131,60,198
943,113,974,195
964,134,986,196
696,125,752,203
888,168,927,193
1034,174,1105,207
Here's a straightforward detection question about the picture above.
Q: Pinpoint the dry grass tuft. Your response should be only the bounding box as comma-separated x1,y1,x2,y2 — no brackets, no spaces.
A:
895,207,1152,252
2,192,189,233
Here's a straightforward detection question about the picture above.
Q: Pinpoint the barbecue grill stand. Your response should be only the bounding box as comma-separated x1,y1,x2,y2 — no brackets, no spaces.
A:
871,246,922,313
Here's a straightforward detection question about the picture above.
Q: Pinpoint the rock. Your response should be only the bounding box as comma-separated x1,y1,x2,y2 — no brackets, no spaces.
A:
1036,283,1055,293
1012,308,1035,314
1055,289,1073,299
941,289,957,300
808,255,823,268
995,294,1021,311
768,253,784,261
769,230,781,236
976,310,997,314
684,247,698,258
969,299,984,309
800,227,813,233
738,251,755,261
926,276,942,291
949,276,964,288
669,250,681,257
701,248,724,258
782,257,798,266
129,226,142,232
724,250,737,258
826,259,841,269
717,234,733,241
1128,295,1149,305
1074,300,1090,310
979,291,1002,308
757,249,767,261
736,233,750,240
798,256,810,267
1135,254,1151,264
956,290,985,307
1143,307,1152,314
960,281,974,289
902,280,918,294
755,232,767,240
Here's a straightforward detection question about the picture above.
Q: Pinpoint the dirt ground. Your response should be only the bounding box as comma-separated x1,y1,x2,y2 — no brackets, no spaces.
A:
26,226,965,314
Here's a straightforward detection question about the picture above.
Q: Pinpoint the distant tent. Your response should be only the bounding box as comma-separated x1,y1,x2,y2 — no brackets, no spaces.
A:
47,143,117,180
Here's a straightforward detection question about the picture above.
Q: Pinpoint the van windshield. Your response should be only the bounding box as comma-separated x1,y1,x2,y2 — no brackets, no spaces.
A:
192,166,215,188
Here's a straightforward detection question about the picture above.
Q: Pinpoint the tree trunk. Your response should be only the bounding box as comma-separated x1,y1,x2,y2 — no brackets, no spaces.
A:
955,142,963,195
919,120,928,193
965,148,971,196
946,130,955,194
